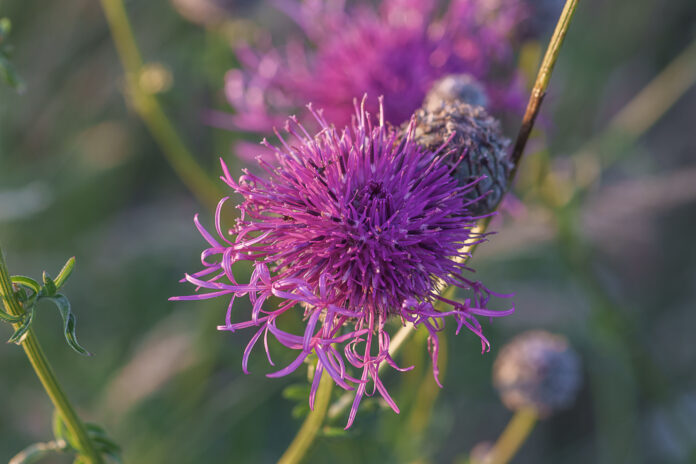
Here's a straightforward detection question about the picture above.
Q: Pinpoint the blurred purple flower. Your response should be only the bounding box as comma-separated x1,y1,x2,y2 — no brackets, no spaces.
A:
216,0,524,144
173,98,513,427
476,0,565,41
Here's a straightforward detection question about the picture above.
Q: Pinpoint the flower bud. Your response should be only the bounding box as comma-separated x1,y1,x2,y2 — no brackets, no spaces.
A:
423,74,489,112
493,331,581,417
411,97,511,215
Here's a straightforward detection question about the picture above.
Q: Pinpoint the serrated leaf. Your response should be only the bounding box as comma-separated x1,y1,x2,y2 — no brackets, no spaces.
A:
43,295,90,355
8,440,68,464
42,272,57,296
54,257,76,289
8,307,34,344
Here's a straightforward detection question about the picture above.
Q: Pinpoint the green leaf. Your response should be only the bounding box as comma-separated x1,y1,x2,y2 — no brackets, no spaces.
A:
0,308,22,323
91,436,121,455
54,257,76,289
42,272,57,296
86,423,122,463
8,440,68,464
14,287,28,302
42,295,90,356
8,307,34,344
12,276,41,294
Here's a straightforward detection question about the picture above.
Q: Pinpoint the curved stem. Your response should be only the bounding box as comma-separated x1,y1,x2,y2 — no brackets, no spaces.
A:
485,408,538,464
0,249,103,464
278,372,334,464
99,0,222,210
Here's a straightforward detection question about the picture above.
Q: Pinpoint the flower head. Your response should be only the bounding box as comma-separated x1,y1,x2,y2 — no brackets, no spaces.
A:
493,330,581,417
221,0,523,140
411,84,512,215
173,97,513,427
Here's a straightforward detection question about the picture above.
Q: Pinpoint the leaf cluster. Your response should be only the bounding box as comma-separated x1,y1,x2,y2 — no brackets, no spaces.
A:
1,257,89,355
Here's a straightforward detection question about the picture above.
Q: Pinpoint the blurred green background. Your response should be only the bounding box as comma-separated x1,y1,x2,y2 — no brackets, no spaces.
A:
1,0,696,463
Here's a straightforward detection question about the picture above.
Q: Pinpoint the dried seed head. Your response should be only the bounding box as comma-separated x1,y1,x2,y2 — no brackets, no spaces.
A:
493,331,581,417
423,74,489,112
411,99,512,215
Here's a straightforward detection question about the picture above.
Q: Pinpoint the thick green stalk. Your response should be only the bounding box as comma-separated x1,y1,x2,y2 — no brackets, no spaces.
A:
99,0,221,210
278,373,335,464
0,249,103,464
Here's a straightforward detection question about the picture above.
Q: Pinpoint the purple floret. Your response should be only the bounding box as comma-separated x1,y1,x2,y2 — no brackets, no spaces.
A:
174,97,513,427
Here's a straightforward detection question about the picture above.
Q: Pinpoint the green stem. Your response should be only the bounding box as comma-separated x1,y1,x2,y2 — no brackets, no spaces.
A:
485,408,538,464
99,0,222,210
0,249,104,464
278,372,335,464
509,0,580,173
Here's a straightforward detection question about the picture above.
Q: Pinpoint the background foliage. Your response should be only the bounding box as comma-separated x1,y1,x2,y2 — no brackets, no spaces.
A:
1,0,696,462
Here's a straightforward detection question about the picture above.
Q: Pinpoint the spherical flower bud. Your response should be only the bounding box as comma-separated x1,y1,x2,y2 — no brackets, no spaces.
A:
423,74,489,112
493,331,581,417
411,99,512,215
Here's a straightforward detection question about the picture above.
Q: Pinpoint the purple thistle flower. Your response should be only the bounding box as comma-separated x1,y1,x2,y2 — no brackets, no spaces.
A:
173,97,514,427
218,0,524,144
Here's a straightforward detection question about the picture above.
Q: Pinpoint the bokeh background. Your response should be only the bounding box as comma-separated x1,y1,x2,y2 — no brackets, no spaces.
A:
1,0,696,462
